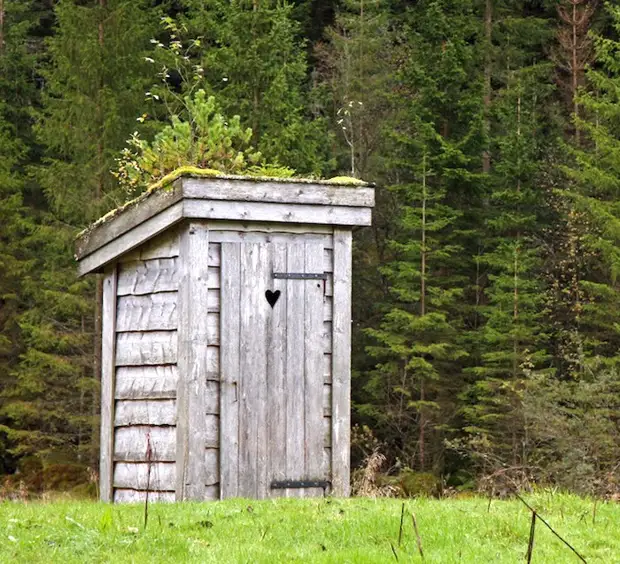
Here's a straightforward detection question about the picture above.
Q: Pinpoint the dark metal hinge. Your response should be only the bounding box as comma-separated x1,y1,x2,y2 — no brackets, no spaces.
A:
272,272,327,280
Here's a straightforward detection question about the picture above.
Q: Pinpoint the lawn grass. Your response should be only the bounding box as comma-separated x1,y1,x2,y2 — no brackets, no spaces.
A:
1,492,618,563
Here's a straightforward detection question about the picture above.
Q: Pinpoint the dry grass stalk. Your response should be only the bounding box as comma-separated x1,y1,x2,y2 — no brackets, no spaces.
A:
352,450,397,497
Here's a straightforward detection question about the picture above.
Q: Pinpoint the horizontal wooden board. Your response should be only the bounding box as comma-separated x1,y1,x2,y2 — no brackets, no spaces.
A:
183,199,372,227
203,221,333,235
115,331,178,366
75,183,184,260
140,230,180,260
115,366,178,399
323,384,332,417
113,462,176,491
114,489,175,503
205,448,219,486
117,258,179,296
325,275,333,297
77,201,184,276
116,293,178,332
205,414,219,449
183,177,375,207
114,426,176,462
208,231,333,247
114,399,176,427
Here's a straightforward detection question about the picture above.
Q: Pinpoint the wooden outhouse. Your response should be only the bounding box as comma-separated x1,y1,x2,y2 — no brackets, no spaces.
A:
75,174,374,502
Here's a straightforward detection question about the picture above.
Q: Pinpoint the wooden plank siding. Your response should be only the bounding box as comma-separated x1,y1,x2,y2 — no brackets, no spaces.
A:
111,231,181,502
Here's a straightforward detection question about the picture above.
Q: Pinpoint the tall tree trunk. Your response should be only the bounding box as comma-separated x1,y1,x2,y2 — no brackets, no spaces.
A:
419,154,427,471
0,0,4,55
92,0,106,470
482,0,492,172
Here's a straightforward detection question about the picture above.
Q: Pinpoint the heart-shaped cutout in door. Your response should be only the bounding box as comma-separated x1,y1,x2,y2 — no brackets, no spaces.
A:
265,289,281,308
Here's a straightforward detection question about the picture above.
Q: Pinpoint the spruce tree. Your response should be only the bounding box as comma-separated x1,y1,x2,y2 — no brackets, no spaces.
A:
180,0,329,174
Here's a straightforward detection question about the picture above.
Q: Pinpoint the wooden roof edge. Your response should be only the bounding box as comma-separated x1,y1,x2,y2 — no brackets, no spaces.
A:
75,174,375,273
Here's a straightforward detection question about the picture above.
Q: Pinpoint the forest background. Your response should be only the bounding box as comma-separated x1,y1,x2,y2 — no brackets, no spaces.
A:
1,0,620,498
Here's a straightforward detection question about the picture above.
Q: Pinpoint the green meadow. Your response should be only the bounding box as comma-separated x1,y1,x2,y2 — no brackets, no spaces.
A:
1,493,618,563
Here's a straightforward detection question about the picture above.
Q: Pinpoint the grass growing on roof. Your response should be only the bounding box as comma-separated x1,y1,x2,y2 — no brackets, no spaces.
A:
1,493,618,563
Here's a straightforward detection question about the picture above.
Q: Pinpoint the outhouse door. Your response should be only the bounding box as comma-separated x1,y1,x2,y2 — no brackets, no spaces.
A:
219,236,330,499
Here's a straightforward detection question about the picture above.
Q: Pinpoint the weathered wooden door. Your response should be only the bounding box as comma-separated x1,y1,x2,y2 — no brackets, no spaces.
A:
219,236,329,498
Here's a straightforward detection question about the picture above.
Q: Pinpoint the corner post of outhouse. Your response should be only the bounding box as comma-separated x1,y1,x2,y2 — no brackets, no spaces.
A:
331,228,353,497
100,265,118,502
176,221,211,500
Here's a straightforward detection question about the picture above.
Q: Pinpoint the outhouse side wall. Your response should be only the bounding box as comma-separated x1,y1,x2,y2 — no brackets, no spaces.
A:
101,229,181,503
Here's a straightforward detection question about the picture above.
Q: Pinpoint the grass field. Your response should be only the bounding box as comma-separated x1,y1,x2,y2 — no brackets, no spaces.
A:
1,492,618,563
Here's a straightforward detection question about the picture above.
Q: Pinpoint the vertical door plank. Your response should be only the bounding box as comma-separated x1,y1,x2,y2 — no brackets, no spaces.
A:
267,244,287,497
220,243,241,499
176,223,210,500
285,244,306,497
238,243,267,498
255,244,271,498
332,229,352,497
101,266,118,502
304,242,325,497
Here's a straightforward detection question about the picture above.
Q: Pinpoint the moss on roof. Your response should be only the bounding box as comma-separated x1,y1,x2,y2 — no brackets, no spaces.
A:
76,168,370,240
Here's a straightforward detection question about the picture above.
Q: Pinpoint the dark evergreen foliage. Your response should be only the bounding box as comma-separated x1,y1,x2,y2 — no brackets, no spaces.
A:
0,0,619,494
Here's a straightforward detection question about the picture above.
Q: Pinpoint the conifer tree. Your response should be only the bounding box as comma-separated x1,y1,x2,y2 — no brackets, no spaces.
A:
364,0,484,471
180,0,329,174
1,0,159,467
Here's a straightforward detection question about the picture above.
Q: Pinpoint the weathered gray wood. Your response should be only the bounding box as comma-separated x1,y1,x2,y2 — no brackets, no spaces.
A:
323,354,332,384
325,274,333,297
183,199,372,227
114,400,176,427
205,484,219,501
114,489,175,503
331,229,352,496
208,231,333,246
255,244,270,498
114,426,176,462
207,346,220,379
115,331,177,366
176,223,210,501
208,243,221,266
238,243,269,498
286,243,306,498
207,221,333,236
323,416,332,447
140,229,180,260
117,258,179,295
305,243,325,496
116,293,178,332
113,462,176,491
323,321,333,353
323,296,333,322
220,243,240,498
323,384,332,417
115,366,178,400
324,248,334,273
267,244,287,498
183,177,375,207
100,266,118,502
205,414,219,449
78,201,184,276
203,448,219,487
205,380,219,414
75,182,183,260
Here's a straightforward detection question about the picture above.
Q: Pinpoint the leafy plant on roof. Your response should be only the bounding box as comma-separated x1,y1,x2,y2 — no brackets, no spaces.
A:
114,89,294,197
